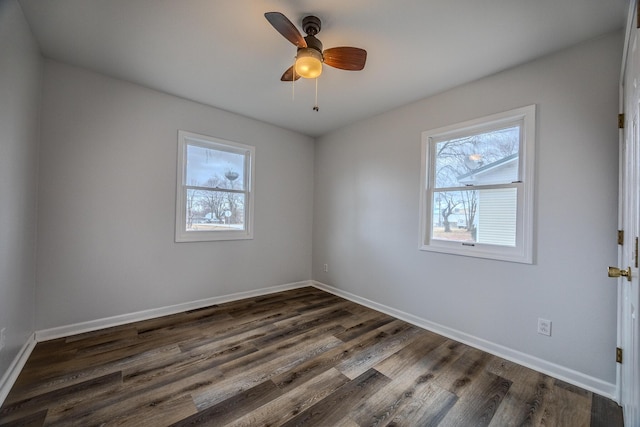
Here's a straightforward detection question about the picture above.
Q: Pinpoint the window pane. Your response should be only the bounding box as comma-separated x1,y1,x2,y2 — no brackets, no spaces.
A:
185,189,246,231
186,144,245,190
434,125,520,188
431,190,477,243
476,187,517,247
432,187,517,246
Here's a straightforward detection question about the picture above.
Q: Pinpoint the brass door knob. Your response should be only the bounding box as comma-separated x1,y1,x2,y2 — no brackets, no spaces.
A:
608,266,632,281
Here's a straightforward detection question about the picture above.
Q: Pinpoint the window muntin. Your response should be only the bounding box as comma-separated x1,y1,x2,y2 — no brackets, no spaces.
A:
420,105,535,263
176,131,254,242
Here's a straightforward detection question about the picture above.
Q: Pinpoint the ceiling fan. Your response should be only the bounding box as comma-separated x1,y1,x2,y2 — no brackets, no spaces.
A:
264,12,367,81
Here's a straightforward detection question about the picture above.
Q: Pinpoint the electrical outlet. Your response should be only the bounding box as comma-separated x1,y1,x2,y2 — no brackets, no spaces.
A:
0,328,6,351
537,318,552,336
323,263,329,273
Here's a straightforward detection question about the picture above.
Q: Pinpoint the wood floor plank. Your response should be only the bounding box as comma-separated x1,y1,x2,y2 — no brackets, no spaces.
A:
193,333,343,410
169,380,282,427
387,383,459,426
64,324,140,344
16,331,201,387
121,342,258,389
218,321,346,378
372,329,448,378
335,320,424,379
347,337,464,426
44,366,222,426
487,361,554,427
338,310,395,335
536,379,592,427
294,295,350,315
0,288,623,426
175,313,283,354
67,327,140,352
334,313,396,342
438,371,512,427
591,392,624,427
341,381,458,427
134,311,233,342
270,320,416,393
5,343,183,406
0,372,122,423
331,417,361,427
222,287,326,319
345,363,459,426
99,394,197,427
431,346,492,394
224,368,350,427
0,408,47,427
251,307,351,348
279,368,392,427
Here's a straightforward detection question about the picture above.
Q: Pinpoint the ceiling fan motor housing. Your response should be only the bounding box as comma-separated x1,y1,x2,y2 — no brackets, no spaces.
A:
302,16,321,36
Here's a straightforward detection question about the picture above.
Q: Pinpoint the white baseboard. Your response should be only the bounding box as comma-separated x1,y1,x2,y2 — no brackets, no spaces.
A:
0,333,37,407
312,281,618,401
36,280,313,342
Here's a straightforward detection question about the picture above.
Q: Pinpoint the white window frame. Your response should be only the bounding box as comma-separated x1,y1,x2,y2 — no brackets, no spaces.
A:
175,130,255,242
419,105,535,263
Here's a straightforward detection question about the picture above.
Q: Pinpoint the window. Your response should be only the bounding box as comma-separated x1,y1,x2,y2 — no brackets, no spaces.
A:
176,131,254,242
419,105,535,263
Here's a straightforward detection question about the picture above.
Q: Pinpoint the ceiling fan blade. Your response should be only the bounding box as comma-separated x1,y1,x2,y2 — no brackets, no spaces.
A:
323,47,367,71
265,12,307,48
281,66,301,82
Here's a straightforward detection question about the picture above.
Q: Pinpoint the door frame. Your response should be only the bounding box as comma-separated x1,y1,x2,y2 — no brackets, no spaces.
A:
618,1,640,424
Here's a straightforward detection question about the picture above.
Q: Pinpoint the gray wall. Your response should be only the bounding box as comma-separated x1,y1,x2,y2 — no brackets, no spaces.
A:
36,61,314,329
0,0,42,375
313,32,622,384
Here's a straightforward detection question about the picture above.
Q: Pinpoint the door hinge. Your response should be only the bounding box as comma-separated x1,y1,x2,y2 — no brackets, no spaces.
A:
619,113,625,129
617,347,623,364
636,237,639,268
618,230,624,245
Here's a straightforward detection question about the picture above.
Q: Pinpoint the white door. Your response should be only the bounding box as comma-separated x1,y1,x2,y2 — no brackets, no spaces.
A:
619,2,640,425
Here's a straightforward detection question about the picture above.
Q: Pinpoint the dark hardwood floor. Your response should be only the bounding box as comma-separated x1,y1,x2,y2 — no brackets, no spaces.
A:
0,287,623,426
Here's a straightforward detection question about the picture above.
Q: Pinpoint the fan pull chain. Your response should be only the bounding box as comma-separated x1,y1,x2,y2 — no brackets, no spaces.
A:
313,77,319,111
292,60,296,101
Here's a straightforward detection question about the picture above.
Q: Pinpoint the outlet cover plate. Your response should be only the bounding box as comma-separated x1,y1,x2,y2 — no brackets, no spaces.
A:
537,318,552,336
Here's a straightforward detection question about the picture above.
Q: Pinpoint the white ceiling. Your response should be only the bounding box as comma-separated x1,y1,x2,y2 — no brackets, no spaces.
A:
19,0,626,137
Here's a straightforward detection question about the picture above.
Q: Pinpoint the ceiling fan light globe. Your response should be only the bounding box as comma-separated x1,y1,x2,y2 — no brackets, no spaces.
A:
295,48,323,79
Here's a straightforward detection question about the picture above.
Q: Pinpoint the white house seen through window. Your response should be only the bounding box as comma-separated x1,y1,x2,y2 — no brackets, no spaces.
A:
175,131,254,242
419,105,535,263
